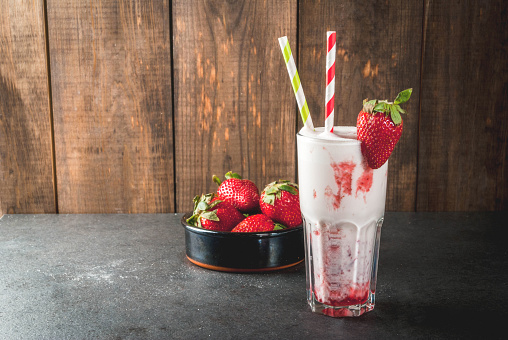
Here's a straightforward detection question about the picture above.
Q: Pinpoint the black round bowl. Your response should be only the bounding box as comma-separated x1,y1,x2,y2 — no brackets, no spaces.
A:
181,213,304,272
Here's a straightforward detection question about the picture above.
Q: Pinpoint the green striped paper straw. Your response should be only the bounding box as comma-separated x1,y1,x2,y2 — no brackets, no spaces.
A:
278,36,314,130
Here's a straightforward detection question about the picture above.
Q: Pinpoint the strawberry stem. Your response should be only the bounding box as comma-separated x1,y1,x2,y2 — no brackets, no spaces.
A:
225,171,242,180
212,175,222,186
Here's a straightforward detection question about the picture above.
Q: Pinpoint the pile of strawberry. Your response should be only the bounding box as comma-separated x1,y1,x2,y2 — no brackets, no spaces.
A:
186,171,302,233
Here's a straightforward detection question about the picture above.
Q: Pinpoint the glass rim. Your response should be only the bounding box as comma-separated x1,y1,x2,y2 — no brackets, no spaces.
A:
297,126,360,145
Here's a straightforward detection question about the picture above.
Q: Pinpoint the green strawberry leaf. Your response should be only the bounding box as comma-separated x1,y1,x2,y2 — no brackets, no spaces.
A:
390,106,402,125
201,193,215,203
278,184,298,195
263,194,275,205
373,102,386,112
395,104,405,114
273,223,287,230
208,199,223,210
192,195,200,212
264,186,279,195
394,88,412,105
186,214,199,226
200,211,219,221
197,201,209,211
362,99,376,113
225,171,242,179
193,195,200,204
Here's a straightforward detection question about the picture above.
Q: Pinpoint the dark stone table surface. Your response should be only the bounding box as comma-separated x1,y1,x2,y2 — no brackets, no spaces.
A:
1,212,507,339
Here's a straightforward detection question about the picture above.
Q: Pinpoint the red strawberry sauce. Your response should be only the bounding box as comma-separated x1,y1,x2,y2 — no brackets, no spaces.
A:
325,161,356,209
316,282,370,307
356,161,373,196
324,160,374,208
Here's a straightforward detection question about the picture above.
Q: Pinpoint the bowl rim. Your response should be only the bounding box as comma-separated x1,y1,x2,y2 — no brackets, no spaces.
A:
181,213,303,239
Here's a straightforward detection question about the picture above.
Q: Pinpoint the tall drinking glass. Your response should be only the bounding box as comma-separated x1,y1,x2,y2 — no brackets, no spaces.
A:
297,126,388,317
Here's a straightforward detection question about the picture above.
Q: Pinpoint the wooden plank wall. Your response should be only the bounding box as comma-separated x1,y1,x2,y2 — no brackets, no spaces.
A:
0,0,56,214
0,0,506,215
47,0,174,213
417,0,508,211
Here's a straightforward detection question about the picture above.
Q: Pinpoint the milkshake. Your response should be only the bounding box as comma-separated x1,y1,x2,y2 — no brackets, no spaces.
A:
297,126,388,317
278,32,411,317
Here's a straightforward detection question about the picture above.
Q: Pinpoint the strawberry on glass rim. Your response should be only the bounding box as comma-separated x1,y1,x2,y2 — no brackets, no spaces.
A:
356,88,412,169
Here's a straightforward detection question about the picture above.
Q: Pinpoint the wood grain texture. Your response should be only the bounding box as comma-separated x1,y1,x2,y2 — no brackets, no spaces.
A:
0,0,56,214
417,0,508,211
173,0,298,212
47,0,174,213
299,0,422,211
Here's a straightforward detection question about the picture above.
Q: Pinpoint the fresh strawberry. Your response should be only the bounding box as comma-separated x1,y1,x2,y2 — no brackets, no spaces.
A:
356,88,412,169
231,214,285,233
212,171,260,213
186,193,245,232
259,180,302,228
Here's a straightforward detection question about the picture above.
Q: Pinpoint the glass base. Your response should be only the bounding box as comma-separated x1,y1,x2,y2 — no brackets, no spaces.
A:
307,290,375,317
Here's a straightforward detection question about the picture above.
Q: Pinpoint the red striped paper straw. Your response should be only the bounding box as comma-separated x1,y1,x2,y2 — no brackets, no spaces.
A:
325,31,336,133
